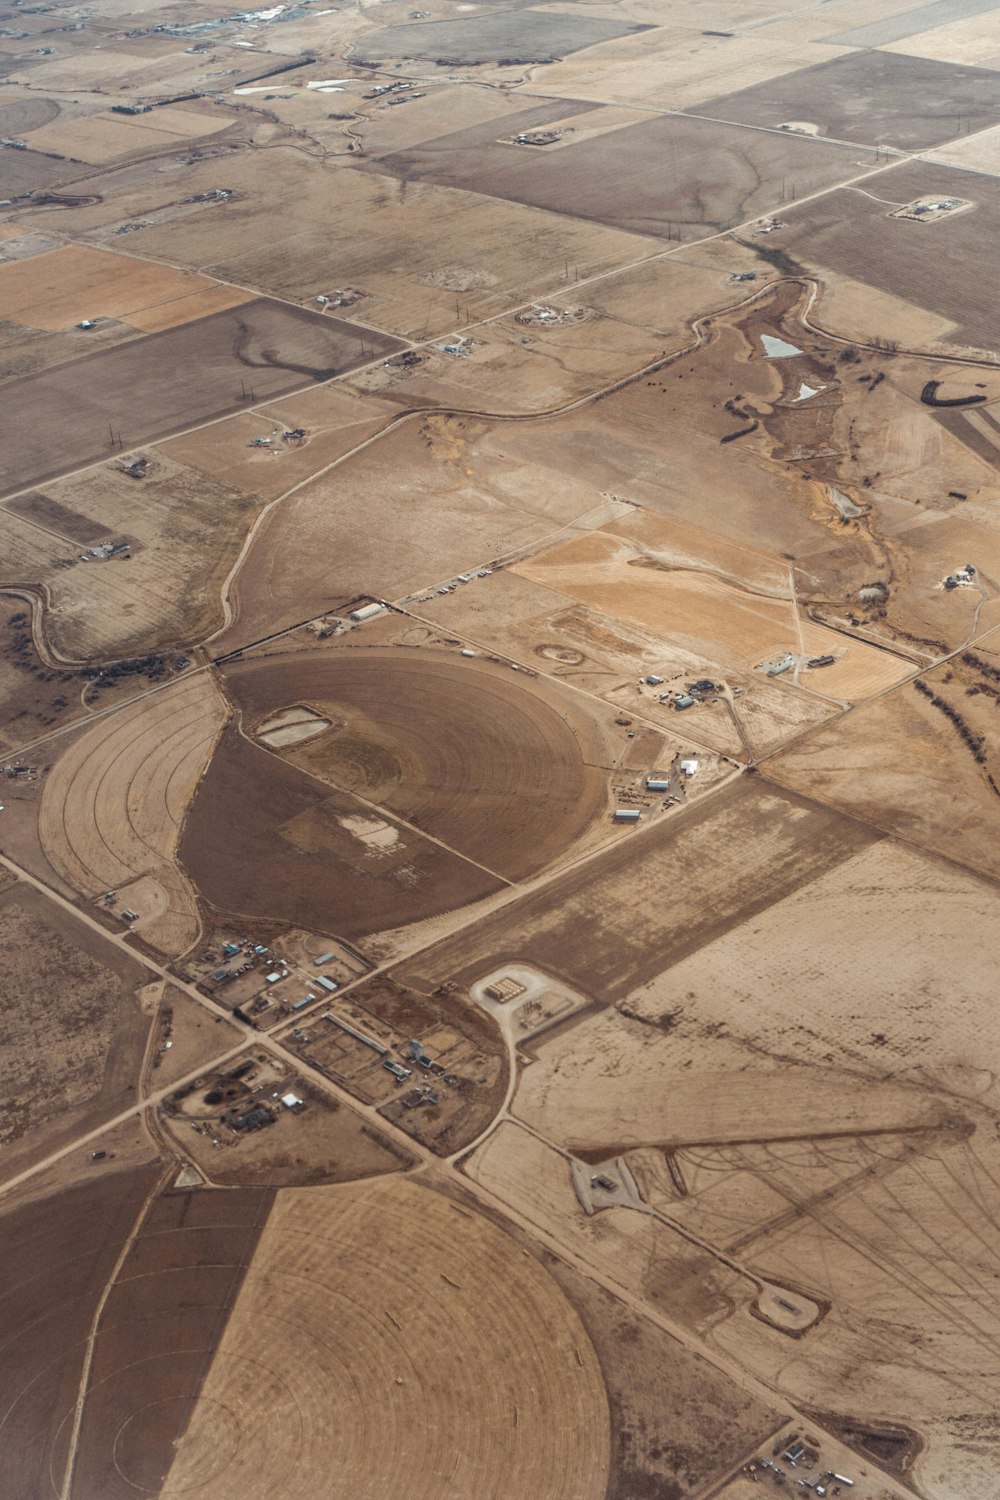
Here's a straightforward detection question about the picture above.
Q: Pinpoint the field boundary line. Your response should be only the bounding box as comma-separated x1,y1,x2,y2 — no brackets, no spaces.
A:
55,1162,171,1500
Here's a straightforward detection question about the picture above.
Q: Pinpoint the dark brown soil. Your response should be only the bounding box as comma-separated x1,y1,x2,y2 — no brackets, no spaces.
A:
780,162,1000,352
350,11,645,64
71,1184,275,1500
376,114,876,241
0,147,88,199
178,721,503,942
0,1164,162,1499
222,647,607,881
0,882,153,1176
700,51,1000,151
0,299,403,498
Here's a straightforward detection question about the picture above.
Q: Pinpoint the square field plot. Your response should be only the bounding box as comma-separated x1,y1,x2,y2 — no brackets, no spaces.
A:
0,299,402,497
378,111,877,240
697,50,1000,150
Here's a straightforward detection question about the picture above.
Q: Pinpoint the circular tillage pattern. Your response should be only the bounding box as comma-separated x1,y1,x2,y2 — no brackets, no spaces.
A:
38,674,225,954
225,647,606,881
163,1179,611,1499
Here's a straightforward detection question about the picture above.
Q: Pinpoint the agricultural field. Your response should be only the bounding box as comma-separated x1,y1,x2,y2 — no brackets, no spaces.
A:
350,11,648,64
377,111,879,241
178,719,505,941
700,50,1000,149
778,162,1000,353
222,646,611,880
398,779,878,1001
38,672,227,955
0,296,401,497
2,0,1000,1492
0,1164,164,1500
163,1177,612,1499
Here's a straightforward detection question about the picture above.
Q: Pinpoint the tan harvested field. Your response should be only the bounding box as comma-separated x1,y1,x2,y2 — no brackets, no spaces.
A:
223,647,609,881
624,838,1000,1096
884,11,1000,65
161,383,396,499
763,667,1000,881
26,106,233,164
400,778,878,1000
0,243,250,332
164,1177,612,1499
0,882,152,1172
39,672,227,955
517,29,849,109
88,149,664,340
2,452,265,659
213,411,615,652
515,1029,941,1153
929,123,1000,175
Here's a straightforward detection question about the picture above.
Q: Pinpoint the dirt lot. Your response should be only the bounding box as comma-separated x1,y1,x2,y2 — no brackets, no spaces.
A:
179,721,504,943
399,778,879,1001
700,51,1000,150
69,1183,275,1500
164,1176,611,1498
159,1064,411,1186
464,1119,746,1330
0,882,153,1173
223,646,609,880
514,520,913,699
39,672,227,955
0,298,402,498
0,1164,163,1500
377,112,877,240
